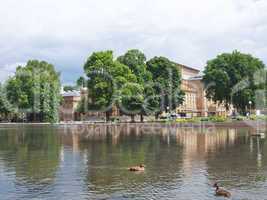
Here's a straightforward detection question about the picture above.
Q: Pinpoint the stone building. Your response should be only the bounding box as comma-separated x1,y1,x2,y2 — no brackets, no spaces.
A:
59,87,119,121
59,90,82,121
176,64,231,117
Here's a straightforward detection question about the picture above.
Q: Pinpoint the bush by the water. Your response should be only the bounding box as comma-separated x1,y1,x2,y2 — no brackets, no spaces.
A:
209,116,227,122
175,116,227,123
175,117,200,123
200,117,209,122
249,114,267,121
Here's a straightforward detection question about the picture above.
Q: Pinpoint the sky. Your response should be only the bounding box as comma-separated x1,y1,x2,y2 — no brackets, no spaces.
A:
0,0,266,85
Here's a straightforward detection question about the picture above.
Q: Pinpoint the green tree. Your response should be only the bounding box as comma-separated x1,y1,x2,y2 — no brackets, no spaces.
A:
117,49,152,84
76,76,86,87
63,76,86,92
203,51,266,114
83,50,137,121
119,83,144,122
146,56,184,117
63,85,77,91
0,83,15,120
117,49,158,121
5,60,61,123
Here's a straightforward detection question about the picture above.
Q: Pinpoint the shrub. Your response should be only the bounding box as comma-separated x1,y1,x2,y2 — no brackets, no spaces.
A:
209,116,227,122
255,115,267,121
200,117,209,121
175,118,187,123
235,116,246,121
187,117,201,123
249,114,257,120
175,117,200,123
110,117,120,122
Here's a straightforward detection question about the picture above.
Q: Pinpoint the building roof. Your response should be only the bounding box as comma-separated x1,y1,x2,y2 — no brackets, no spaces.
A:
62,90,81,97
177,63,200,73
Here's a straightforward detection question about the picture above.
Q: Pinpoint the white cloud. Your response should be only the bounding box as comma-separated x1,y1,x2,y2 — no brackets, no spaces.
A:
0,62,25,82
0,0,266,83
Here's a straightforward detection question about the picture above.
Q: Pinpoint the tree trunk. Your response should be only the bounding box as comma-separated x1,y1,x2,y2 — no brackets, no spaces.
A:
131,115,135,123
140,114,144,122
33,112,36,122
155,113,159,120
106,111,110,122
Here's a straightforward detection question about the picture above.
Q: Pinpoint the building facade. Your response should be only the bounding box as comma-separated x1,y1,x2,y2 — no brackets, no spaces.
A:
59,90,81,121
176,64,231,117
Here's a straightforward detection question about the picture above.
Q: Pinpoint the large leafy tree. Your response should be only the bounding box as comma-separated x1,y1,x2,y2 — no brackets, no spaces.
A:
0,83,15,120
83,50,137,121
119,83,144,122
146,56,184,116
117,49,152,84
117,49,158,121
5,60,61,123
203,51,266,114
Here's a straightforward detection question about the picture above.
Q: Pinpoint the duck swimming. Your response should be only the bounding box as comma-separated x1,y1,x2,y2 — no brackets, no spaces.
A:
213,183,231,198
128,164,145,172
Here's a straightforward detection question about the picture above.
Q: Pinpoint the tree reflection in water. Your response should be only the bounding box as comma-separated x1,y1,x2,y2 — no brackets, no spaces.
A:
0,124,266,200
0,125,61,199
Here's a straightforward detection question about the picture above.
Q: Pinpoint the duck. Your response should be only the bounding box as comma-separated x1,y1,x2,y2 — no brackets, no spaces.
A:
128,164,145,172
213,183,231,198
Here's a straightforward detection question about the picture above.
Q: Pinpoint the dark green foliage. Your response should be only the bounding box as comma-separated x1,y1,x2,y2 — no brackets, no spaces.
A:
83,51,137,120
119,83,144,115
0,84,15,120
5,60,61,123
63,85,77,91
146,56,184,113
117,49,159,117
117,49,152,84
80,50,185,121
203,51,266,114
76,76,86,87
63,76,87,92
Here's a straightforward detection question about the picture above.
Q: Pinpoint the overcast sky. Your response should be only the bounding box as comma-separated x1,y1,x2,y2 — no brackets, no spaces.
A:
0,0,266,84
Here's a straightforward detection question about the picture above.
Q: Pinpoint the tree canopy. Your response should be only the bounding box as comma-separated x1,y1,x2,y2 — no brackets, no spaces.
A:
117,49,158,120
203,51,266,114
5,60,61,122
117,49,152,84
83,50,138,120
76,76,86,87
80,51,185,121
146,56,184,113
0,84,15,119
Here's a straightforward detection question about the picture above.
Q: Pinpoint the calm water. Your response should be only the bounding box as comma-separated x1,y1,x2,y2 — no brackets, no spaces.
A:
0,124,266,200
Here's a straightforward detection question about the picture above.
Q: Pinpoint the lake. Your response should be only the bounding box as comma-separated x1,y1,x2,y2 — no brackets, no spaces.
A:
0,123,266,200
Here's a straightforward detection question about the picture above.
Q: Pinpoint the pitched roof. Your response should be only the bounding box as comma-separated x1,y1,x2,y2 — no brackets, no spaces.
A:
177,63,200,72
62,90,81,97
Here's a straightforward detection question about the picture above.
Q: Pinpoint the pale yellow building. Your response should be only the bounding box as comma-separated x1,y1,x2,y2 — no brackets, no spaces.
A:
59,90,81,121
59,88,88,121
177,64,231,117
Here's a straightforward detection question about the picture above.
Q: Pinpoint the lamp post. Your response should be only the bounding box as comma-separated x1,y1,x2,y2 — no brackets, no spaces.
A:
166,106,170,113
166,106,170,119
249,101,252,115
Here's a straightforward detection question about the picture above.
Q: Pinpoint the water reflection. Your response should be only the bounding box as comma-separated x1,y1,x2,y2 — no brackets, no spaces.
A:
0,126,61,199
0,124,266,200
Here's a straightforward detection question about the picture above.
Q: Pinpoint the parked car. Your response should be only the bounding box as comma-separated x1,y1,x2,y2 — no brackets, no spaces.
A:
170,113,180,119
